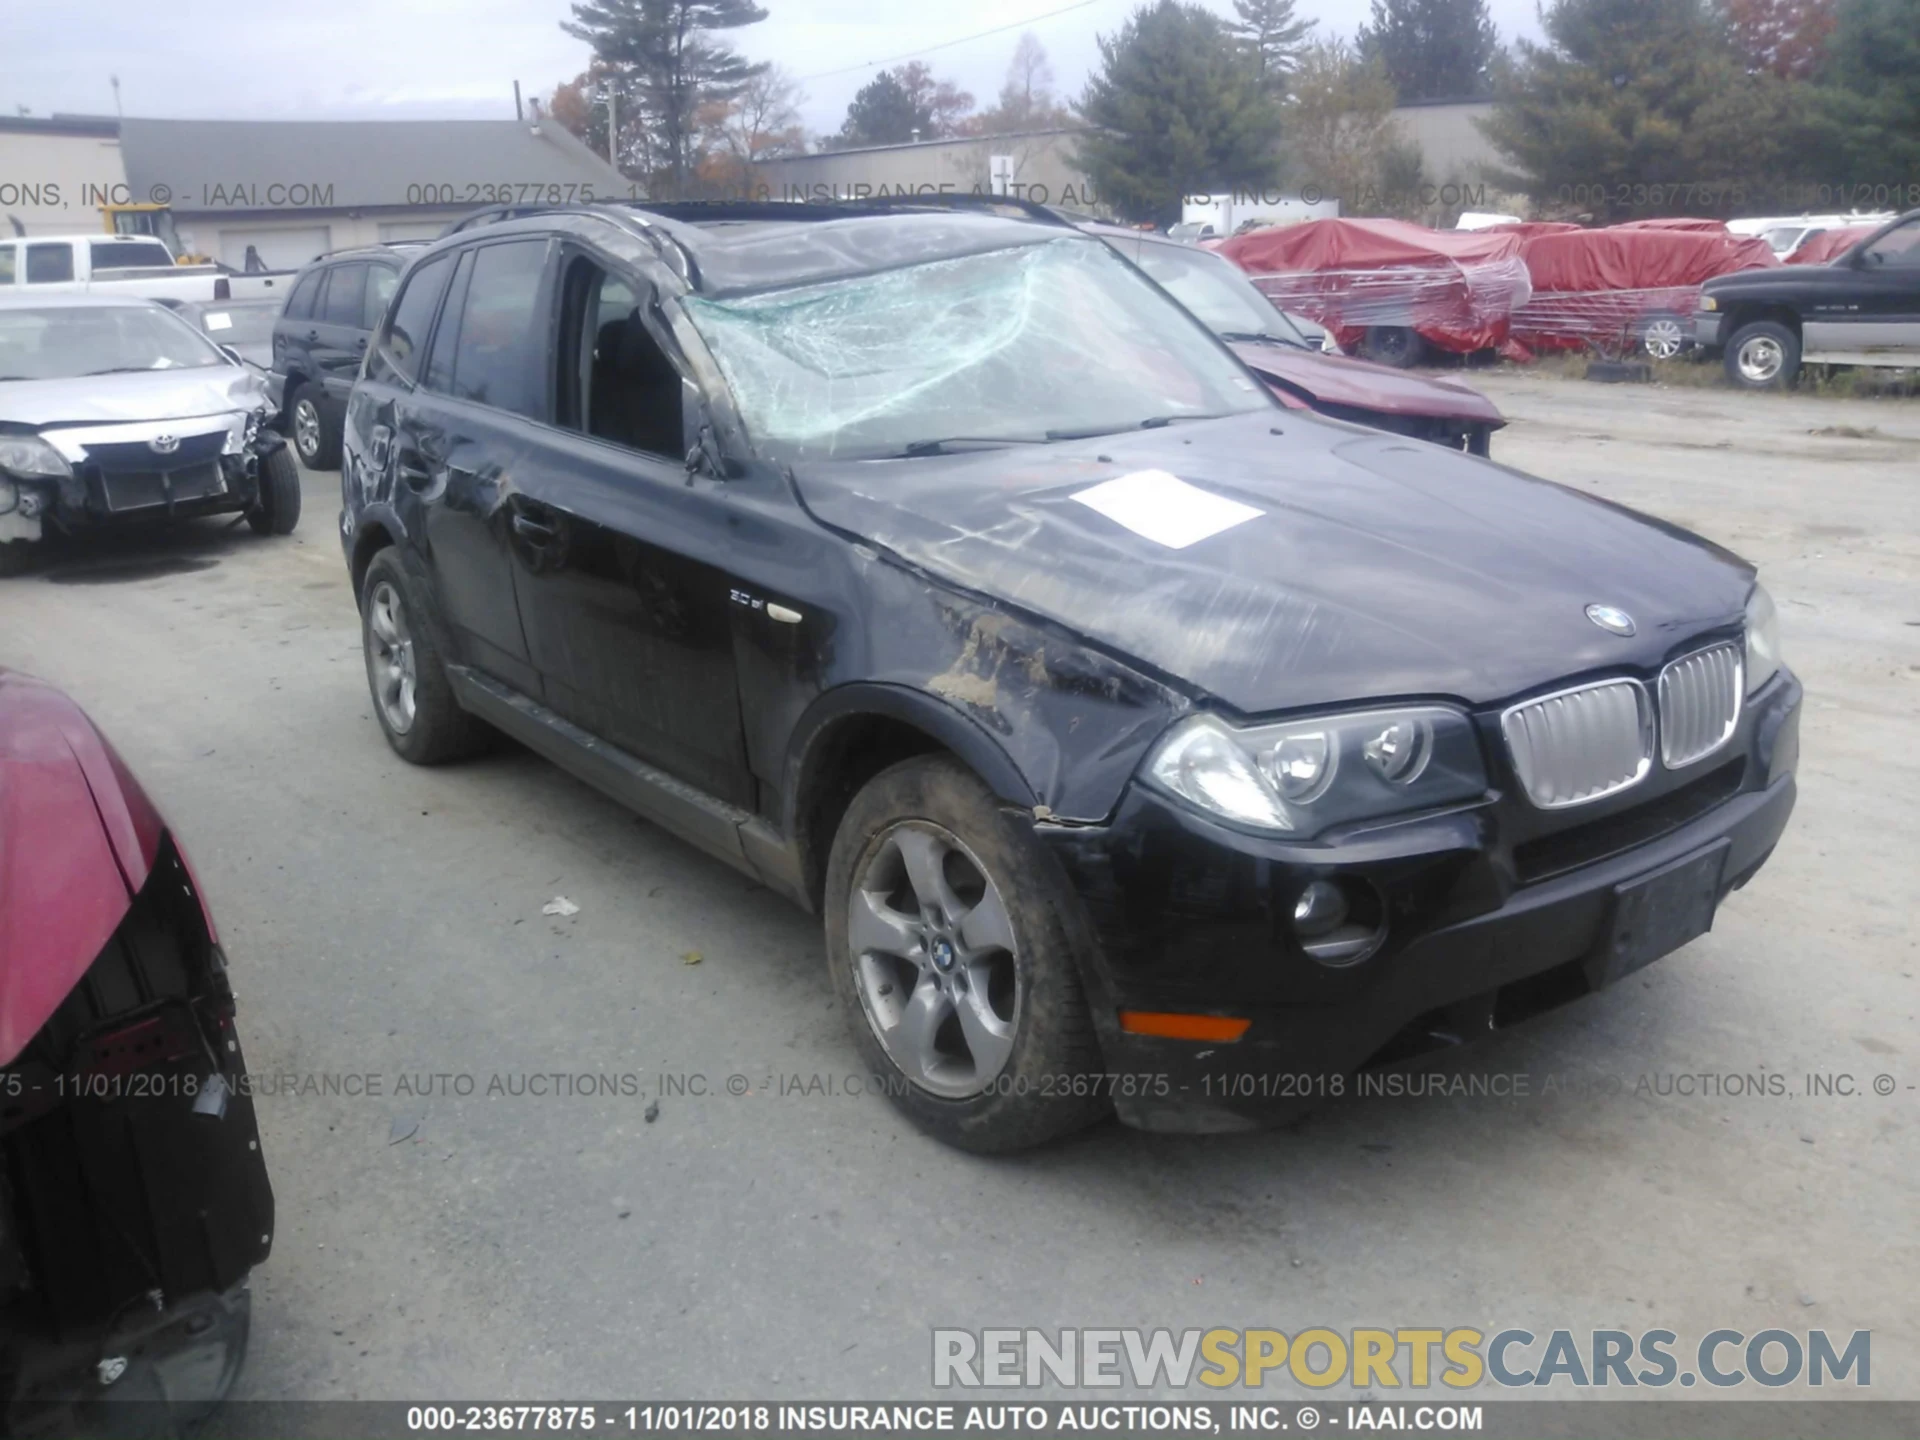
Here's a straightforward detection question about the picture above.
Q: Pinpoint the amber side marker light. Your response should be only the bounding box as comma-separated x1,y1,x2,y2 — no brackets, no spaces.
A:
1118,1011,1252,1043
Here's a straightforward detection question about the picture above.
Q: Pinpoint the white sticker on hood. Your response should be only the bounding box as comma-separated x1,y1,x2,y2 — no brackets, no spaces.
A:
205,312,234,331
1070,469,1264,550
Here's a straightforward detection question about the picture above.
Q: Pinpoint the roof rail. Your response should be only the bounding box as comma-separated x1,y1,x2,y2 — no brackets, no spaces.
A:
305,239,433,263
628,193,1076,229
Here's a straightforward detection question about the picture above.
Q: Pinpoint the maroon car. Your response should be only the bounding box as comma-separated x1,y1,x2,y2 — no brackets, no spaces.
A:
0,669,272,1428
1088,224,1506,456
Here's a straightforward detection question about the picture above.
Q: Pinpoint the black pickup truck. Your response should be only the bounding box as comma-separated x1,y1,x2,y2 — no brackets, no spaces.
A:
1696,208,1920,388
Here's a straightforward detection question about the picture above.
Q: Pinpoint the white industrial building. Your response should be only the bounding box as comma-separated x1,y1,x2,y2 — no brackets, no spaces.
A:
2,113,627,269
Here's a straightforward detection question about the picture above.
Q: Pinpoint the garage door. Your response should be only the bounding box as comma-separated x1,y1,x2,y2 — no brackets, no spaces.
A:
217,226,332,271
378,221,447,243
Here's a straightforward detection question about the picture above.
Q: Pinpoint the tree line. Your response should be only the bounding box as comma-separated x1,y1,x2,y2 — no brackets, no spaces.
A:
550,0,1919,223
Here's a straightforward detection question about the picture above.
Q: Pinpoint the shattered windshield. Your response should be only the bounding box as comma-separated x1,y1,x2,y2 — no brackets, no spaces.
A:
684,237,1270,460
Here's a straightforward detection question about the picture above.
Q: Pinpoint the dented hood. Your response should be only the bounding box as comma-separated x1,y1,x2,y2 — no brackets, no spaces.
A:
793,412,1753,715
0,365,268,430
1228,341,1506,426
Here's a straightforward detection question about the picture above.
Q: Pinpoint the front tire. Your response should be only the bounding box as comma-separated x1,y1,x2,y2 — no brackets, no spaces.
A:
247,446,302,535
359,549,489,764
824,756,1108,1153
1724,320,1800,390
288,383,341,469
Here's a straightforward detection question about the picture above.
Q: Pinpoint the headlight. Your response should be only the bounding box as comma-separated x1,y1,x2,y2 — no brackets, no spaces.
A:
0,434,73,481
1700,296,1718,312
1144,705,1488,838
1744,584,1782,693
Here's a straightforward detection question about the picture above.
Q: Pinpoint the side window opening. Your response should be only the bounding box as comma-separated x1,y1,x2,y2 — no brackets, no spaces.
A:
284,269,323,321
557,254,684,459
372,253,453,385
423,251,475,394
364,265,399,330
24,244,75,284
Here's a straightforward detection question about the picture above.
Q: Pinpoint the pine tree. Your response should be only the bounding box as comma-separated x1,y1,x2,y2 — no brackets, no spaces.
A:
1227,0,1315,94
1356,0,1500,101
563,0,769,195
839,71,929,147
1076,1,1285,226
1817,0,1920,178
1479,0,1749,214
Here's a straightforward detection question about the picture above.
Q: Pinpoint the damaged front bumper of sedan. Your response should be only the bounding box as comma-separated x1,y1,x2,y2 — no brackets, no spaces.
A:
1039,669,1802,1134
0,413,285,545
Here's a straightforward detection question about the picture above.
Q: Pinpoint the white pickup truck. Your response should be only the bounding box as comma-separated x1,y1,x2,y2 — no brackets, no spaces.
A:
0,235,289,303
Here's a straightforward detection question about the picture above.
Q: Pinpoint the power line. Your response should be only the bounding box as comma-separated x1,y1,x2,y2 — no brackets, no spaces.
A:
796,0,1112,83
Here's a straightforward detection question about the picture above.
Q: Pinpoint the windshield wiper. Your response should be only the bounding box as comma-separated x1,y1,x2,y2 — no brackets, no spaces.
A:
1044,414,1233,442
79,365,169,376
892,435,1049,457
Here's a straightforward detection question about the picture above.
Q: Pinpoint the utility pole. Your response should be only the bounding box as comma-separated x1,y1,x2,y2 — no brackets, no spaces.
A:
513,80,523,121
608,88,619,172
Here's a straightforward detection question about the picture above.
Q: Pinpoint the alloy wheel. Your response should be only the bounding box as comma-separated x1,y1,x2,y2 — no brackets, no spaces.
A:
1736,335,1783,383
293,399,321,461
848,822,1021,1099
366,580,418,734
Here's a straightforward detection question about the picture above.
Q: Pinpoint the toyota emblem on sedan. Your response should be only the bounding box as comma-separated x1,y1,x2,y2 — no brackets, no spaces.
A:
1585,603,1636,636
148,433,181,455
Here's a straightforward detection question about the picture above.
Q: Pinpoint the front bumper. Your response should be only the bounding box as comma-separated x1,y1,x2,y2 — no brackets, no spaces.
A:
1041,671,1801,1133
18,435,284,537
1694,311,1726,349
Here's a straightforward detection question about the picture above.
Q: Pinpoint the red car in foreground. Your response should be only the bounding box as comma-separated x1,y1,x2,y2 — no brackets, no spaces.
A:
0,669,272,1430
1090,224,1506,454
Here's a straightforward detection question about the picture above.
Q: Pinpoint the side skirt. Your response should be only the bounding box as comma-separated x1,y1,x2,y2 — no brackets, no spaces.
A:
446,665,811,912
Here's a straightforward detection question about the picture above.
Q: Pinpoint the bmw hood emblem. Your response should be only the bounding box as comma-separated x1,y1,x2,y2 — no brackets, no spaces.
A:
1585,603,1636,637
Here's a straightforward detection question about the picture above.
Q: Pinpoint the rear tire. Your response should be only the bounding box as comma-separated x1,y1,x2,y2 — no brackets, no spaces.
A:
1724,320,1800,390
247,446,302,535
824,756,1109,1153
1362,325,1425,368
359,549,489,765
288,383,341,469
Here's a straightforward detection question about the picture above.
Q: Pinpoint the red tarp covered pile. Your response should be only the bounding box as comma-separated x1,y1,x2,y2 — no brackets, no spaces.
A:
1507,224,1777,357
1216,218,1534,355
1786,225,1877,265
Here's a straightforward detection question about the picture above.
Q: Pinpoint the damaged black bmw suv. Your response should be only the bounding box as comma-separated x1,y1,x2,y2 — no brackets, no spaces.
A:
338,201,1800,1152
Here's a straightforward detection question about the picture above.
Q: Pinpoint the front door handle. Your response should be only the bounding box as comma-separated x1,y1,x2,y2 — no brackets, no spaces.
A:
511,512,559,543
395,450,433,489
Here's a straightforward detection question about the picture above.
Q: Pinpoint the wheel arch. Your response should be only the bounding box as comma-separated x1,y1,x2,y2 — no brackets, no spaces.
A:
348,510,403,608
785,684,1040,909
1724,302,1802,339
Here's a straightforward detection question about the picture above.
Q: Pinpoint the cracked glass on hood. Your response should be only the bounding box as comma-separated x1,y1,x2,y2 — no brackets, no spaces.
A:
684,237,1270,461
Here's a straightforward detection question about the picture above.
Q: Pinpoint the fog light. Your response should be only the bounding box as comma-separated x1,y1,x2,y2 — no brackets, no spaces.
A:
1293,879,1348,935
1290,878,1386,967
16,488,42,517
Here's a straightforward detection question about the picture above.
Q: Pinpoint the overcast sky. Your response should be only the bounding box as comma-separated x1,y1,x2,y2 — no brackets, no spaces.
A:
5,0,1546,140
